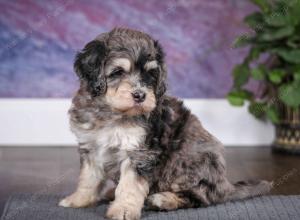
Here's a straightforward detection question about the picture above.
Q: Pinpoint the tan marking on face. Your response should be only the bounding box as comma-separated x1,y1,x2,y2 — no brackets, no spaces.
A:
144,60,158,71
125,88,156,116
105,80,135,111
105,79,156,116
106,58,131,74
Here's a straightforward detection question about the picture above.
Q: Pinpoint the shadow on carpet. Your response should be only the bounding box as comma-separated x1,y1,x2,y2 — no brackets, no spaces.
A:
1,194,300,220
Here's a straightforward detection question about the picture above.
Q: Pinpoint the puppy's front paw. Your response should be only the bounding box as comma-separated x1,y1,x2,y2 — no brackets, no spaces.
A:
106,201,141,220
59,192,97,208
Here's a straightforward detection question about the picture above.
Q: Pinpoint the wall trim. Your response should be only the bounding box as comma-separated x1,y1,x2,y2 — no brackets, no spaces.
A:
0,98,275,147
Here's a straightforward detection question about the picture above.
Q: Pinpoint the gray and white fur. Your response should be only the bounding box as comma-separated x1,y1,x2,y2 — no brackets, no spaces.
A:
59,28,272,220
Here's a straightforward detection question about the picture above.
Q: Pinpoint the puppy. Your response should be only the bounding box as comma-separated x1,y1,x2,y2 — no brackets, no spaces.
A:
59,28,271,220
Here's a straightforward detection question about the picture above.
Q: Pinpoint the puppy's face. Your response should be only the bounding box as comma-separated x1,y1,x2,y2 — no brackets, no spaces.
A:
74,28,166,116
104,57,159,116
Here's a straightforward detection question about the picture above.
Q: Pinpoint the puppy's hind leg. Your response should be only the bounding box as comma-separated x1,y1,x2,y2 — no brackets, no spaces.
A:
59,152,104,208
146,192,191,211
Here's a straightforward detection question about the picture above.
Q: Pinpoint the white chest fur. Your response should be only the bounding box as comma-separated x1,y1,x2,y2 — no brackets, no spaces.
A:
95,124,146,151
73,120,146,178
92,124,146,178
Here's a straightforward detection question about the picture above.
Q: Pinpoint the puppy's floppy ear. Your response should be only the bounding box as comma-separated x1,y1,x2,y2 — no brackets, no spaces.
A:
154,40,167,98
74,38,107,96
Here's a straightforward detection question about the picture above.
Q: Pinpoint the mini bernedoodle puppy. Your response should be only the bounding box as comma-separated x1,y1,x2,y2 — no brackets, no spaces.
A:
59,28,272,220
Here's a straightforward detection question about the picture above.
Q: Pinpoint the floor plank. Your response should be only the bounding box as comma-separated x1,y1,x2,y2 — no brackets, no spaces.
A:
0,147,299,216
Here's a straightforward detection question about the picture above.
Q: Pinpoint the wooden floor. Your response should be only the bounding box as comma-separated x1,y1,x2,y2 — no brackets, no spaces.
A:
0,147,299,216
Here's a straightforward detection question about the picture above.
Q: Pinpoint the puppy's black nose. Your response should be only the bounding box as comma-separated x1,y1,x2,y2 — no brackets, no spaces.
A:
132,90,146,103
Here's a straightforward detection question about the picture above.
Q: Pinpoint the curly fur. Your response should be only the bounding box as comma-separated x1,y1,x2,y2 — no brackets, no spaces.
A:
59,28,272,220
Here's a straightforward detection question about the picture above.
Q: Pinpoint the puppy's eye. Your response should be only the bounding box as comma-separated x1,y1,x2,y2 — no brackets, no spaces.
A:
148,68,159,80
109,68,124,78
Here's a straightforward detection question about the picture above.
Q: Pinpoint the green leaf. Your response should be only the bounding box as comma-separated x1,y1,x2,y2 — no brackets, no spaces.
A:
250,0,270,13
227,94,244,106
287,36,300,49
272,48,300,64
244,12,265,31
232,35,253,48
227,90,253,106
291,65,300,74
294,70,300,81
266,105,280,124
259,26,294,41
263,0,300,27
288,1,300,25
251,65,266,80
279,81,300,107
248,102,267,118
247,46,262,61
268,69,285,84
264,12,289,27
232,64,250,88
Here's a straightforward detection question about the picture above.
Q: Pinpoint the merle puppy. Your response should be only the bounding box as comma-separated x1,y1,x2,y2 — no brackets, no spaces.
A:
59,28,271,220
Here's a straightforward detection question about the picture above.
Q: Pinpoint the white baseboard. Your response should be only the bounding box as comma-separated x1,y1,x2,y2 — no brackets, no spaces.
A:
0,99,275,147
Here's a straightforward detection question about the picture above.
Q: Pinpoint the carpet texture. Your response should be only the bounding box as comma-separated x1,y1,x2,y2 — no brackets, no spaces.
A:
1,194,300,220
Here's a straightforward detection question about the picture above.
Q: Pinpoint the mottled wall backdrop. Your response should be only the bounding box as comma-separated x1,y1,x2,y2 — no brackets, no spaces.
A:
0,0,255,98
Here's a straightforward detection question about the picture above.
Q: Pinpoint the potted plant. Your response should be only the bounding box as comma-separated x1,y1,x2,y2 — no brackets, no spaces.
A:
227,0,300,154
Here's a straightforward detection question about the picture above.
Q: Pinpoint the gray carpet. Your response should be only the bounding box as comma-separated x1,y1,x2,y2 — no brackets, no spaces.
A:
1,194,300,220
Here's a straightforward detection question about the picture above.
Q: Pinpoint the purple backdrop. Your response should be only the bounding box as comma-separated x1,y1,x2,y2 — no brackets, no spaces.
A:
0,0,254,98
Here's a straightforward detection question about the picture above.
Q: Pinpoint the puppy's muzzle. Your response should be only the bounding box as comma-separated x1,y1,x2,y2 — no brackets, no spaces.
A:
132,90,146,103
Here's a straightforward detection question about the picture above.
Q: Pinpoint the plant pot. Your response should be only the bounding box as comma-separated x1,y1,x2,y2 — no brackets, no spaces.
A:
273,106,300,154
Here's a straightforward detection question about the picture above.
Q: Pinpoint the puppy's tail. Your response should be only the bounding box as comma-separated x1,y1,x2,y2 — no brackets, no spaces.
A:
226,180,272,201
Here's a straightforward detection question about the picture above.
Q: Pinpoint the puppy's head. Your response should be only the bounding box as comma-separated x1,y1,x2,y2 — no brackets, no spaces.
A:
74,28,167,116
